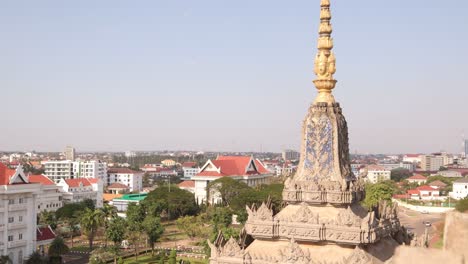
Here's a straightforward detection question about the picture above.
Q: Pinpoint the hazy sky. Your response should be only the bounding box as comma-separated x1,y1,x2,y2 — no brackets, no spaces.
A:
1,0,467,154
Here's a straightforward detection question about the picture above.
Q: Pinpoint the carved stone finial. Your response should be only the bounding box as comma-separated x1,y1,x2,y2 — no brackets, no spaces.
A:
314,0,337,103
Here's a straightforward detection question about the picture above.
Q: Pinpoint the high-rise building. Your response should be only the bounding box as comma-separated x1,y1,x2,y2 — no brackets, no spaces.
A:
282,149,300,161
420,153,452,171
64,146,75,161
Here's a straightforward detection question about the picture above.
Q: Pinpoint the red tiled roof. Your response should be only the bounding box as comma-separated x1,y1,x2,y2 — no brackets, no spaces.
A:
407,189,420,195
64,178,92,187
196,156,270,177
87,178,99,184
178,180,195,188
405,154,421,158
182,162,197,168
37,226,56,241
108,168,140,174
108,183,129,189
408,174,427,180
0,163,17,185
416,185,437,191
28,174,55,185
429,180,447,187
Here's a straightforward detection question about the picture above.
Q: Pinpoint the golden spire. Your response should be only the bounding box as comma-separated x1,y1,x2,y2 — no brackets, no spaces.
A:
313,0,337,103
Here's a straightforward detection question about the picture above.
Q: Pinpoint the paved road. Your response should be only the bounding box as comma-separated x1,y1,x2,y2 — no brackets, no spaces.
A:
398,207,444,236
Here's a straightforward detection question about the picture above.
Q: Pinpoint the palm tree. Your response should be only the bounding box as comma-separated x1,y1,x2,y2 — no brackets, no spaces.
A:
81,208,104,249
0,256,12,264
25,251,47,264
48,237,70,257
100,203,117,246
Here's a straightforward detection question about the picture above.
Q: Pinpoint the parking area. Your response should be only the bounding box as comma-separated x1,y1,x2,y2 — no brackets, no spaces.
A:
398,206,445,236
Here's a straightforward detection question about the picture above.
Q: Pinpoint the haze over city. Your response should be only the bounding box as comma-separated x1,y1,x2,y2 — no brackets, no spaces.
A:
1,0,467,153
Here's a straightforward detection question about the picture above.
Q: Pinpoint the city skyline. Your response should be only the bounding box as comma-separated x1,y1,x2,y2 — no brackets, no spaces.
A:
1,0,467,153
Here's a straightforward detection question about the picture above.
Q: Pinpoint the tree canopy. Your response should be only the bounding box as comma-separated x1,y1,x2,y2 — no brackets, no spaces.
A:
143,185,199,220
363,183,395,210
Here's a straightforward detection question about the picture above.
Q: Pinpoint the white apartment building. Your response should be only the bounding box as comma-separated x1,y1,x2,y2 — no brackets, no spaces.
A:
57,178,103,208
192,156,272,204
73,160,107,186
0,164,41,264
450,178,468,200
44,160,107,184
107,168,143,192
182,162,199,179
44,160,75,183
361,165,391,183
379,162,415,172
28,175,63,213
282,150,300,161
402,154,422,164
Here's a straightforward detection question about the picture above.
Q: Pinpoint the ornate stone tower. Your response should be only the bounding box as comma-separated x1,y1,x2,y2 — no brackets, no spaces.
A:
208,1,408,263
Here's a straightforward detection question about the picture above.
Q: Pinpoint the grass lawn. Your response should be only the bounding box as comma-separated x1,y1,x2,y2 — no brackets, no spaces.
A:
122,254,208,264
69,245,92,253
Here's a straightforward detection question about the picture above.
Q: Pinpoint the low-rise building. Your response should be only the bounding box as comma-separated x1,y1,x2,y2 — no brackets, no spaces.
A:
107,183,130,194
0,163,41,264
450,178,468,200
429,180,447,190
192,156,272,204
107,168,143,192
403,154,422,164
407,185,441,200
380,162,415,172
57,178,103,208
161,159,176,167
182,162,200,179
362,165,391,183
28,174,63,213
111,193,147,211
407,174,427,185
35,226,56,255
178,180,195,193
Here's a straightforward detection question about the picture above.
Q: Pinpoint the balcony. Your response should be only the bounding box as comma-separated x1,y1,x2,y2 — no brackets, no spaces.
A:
8,240,27,248
8,223,27,230
8,204,27,211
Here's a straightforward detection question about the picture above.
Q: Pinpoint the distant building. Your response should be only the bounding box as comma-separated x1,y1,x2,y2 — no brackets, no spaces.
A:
107,168,143,192
406,174,427,185
465,139,468,157
449,178,468,200
192,156,273,204
362,165,391,183
28,174,63,213
0,163,41,264
73,160,107,185
43,160,75,183
282,150,300,161
380,162,415,172
44,160,107,184
402,154,421,164
420,155,445,171
64,146,75,161
407,185,441,200
182,162,200,179
57,178,103,208
429,180,447,190
112,193,147,211
438,169,468,178
161,159,176,167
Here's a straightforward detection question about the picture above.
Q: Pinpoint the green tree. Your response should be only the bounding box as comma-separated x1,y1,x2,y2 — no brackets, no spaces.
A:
80,208,104,250
143,185,199,220
126,203,146,260
207,177,250,206
25,251,47,264
363,183,395,210
142,215,164,256
456,197,468,213
390,168,412,182
106,216,127,264
100,203,118,247
48,237,70,264
176,216,203,240
39,210,57,230
143,172,151,187
168,249,177,264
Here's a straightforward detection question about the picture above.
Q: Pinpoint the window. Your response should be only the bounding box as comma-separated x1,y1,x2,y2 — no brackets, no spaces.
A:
8,235,13,242
19,233,23,240
19,216,23,222
19,198,24,204
8,217,14,223
8,199,14,205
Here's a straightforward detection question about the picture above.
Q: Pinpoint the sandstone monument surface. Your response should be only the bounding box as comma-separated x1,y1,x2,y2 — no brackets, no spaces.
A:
208,0,410,263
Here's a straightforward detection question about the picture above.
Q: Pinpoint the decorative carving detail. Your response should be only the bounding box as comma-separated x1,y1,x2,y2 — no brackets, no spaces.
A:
220,237,243,258
343,246,371,264
280,238,311,264
292,203,319,224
